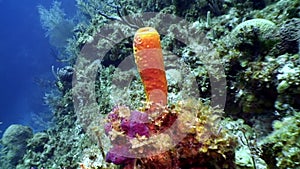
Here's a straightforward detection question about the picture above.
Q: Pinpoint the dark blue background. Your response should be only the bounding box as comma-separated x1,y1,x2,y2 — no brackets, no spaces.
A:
0,0,76,136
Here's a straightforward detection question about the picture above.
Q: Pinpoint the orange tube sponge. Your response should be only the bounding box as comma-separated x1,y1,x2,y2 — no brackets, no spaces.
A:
133,27,168,106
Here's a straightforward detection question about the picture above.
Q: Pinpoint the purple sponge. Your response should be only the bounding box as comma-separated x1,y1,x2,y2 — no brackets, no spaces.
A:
120,111,149,137
105,145,132,165
105,108,150,165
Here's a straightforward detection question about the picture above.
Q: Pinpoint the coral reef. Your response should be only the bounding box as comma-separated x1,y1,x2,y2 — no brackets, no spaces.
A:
105,101,236,168
222,118,267,169
15,126,94,169
13,84,96,169
1,0,299,168
101,27,236,168
0,124,33,168
53,65,74,93
260,110,300,169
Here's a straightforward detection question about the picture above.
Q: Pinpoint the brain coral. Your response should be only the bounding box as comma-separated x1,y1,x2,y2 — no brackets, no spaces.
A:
277,18,300,54
1,124,33,167
231,19,277,39
231,18,278,57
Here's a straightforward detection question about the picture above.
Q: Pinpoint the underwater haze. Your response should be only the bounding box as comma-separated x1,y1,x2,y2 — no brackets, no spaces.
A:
0,0,75,136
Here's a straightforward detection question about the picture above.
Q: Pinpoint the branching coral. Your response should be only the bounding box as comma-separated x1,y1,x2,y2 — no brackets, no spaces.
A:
38,1,66,37
76,0,120,21
38,1,75,49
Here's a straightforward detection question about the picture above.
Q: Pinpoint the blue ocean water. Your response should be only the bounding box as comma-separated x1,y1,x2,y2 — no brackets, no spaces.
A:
0,0,76,136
